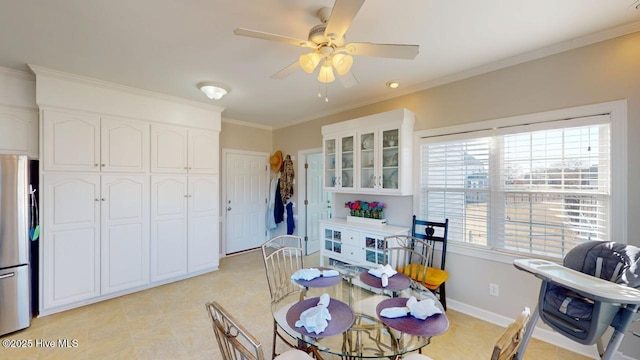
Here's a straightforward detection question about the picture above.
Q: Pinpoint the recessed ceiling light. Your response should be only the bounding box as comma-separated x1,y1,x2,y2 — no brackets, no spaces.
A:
198,82,228,100
386,80,400,89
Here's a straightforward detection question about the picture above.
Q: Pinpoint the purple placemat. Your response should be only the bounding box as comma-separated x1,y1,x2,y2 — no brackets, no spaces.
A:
286,297,355,338
294,267,342,288
376,297,449,337
359,271,412,291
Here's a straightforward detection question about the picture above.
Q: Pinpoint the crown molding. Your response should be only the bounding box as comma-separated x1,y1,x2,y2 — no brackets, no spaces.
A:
28,65,225,113
223,117,272,131
0,66,35,81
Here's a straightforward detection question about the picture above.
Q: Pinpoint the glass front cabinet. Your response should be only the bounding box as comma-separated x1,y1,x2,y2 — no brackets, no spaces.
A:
322,108,414,195
323,133,355,191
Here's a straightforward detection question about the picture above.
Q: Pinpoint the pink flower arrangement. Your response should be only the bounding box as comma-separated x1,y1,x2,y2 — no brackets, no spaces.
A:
345,200,386,218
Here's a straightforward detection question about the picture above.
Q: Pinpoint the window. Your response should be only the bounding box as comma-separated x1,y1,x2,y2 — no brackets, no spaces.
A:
417,104,626,259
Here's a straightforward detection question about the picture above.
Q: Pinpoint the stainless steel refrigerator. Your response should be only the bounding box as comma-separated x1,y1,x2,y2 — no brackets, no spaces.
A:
0,154,31,336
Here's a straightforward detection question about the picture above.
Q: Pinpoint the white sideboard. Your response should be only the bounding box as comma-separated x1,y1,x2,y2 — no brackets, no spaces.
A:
319,218,410,268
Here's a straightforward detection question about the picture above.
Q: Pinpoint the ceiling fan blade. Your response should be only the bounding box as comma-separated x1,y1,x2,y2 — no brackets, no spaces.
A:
270,61,300,79
234,28,314,48
324,0,365,41
338,71,358,88
344,42,419,59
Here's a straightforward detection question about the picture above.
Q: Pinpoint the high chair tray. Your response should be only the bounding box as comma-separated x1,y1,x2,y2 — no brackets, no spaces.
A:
514,259,640,304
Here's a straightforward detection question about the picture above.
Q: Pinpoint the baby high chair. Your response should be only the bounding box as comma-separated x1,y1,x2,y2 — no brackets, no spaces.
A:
514,241,640,360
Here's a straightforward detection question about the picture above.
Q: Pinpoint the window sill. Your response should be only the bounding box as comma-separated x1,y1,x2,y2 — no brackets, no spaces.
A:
448,242,562,265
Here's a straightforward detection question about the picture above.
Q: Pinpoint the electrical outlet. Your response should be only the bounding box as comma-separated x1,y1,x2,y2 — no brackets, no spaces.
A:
489,283,499,297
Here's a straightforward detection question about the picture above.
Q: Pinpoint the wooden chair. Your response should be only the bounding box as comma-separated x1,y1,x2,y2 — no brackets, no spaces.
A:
402,307,531,360
411,216,449,310
206,301,312,360
261,235,305,357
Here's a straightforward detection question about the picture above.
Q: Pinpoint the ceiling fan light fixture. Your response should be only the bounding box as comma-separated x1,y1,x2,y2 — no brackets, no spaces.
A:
332,54,353,76
299,52,321,74
198,82,228,100
317,64,335,83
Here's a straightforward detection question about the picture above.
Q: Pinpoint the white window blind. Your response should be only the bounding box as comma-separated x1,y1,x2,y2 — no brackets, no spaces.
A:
419,115,611,258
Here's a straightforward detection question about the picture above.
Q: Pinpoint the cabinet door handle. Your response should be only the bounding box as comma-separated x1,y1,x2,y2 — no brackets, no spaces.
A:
94,163,98,167
95,198,100,202
0,272,15,280
101,198,105,201
101,164,105,167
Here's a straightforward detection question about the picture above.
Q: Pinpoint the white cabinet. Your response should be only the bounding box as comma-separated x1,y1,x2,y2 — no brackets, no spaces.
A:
187,176,219,272
319,219,409,268
0,107,38,158
43,110,149,172
43,173,150,307
150,176,188,281
43,174,101,308
44,110,100,171
322,108,414,195
323,133,355,191
100,117,149,172
151,125,217,174
150,175,219,281
100,175,150,294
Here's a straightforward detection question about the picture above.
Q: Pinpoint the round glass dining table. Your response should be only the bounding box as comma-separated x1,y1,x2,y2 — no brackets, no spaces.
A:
272,266,449,359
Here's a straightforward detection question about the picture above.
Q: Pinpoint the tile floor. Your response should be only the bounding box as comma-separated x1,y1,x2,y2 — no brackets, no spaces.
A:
1,250,591,359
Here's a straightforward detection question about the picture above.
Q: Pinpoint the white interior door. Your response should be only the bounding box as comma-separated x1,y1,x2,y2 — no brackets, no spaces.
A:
304,152,331,255
225,151,267,254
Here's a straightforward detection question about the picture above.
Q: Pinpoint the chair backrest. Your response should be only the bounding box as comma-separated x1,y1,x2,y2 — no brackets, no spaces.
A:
384,235,432,282
491,307,531,360
412,216,449,270
206,301,266,360
261,235,304,302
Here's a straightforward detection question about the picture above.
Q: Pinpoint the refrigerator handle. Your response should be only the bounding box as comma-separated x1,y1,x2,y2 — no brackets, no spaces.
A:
0,272,15,280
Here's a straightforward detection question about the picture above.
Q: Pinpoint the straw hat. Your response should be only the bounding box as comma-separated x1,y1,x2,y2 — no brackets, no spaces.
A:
270,150,283,172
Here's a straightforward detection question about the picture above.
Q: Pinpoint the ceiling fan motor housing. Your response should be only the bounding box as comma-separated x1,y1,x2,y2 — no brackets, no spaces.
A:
308,24,345,47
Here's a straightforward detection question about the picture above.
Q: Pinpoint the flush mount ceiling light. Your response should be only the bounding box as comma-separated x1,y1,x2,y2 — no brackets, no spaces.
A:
198,82,228,100
386,80,400,89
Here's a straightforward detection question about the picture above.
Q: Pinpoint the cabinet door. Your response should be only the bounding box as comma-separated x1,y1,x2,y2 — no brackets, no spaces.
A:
150,125,188,173
101,118,149,172
321,226,344,265
323,137,338,190
150,176,188,281
101,175,150,294
187,176,219,272
188,129,218,174
362,232,387,267
43,110,100,172
379,127,400,193
357,129,377,192
338,135,355,190
43,174,100,309
0,108,38,157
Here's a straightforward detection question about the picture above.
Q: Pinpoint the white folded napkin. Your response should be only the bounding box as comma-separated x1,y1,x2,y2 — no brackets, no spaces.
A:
291,268,340,281
379,296,442,320
368,264,397,287
295,293,332,334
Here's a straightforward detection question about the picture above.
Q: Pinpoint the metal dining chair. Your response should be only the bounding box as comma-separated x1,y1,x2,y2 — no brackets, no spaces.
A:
206,301,313,360
352,235,433,346
261,235,306,357
411,216,449,310
402,307,531,360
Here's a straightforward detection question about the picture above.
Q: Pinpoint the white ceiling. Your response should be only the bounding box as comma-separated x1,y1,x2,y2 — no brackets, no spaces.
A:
1,1,639,128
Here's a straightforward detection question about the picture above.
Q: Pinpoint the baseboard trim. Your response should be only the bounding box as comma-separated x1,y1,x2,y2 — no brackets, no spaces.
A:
447,299,604,359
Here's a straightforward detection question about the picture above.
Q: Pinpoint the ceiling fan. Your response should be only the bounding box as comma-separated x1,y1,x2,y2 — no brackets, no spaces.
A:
233,0,419,88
